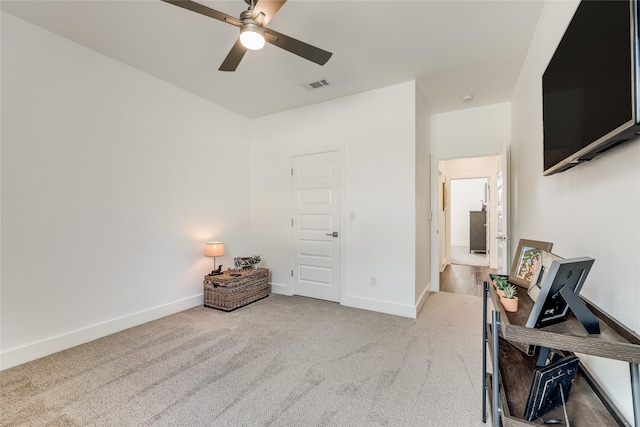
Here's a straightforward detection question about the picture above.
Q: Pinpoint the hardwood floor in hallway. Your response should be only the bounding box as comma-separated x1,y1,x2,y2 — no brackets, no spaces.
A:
439,264,497,297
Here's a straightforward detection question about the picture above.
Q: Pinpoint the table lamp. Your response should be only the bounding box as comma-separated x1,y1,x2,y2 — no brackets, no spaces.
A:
204,242,225,273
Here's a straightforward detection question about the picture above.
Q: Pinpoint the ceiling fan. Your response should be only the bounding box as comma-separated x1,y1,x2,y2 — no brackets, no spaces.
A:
161,0,333,72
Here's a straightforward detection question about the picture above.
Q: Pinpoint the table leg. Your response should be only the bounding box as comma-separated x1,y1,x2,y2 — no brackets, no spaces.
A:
492,310,501,427
631,362,639,427
482,281,488,423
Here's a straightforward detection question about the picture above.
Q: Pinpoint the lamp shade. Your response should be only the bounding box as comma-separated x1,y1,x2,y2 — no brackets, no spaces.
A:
204,242,224,257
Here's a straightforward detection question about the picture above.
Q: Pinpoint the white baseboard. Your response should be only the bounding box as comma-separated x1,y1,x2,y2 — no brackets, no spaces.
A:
273,283,425,319
415,287,432,316
341,294,418,318
0,294,203,370
270,281,293,296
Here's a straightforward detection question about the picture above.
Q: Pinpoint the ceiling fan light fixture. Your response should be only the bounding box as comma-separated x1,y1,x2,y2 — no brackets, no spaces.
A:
240,22,265,50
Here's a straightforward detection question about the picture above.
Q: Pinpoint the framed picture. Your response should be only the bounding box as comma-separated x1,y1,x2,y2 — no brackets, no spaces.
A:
524,355,580,421
233,257,252,270
526,257,596,330
528,251,563,302
509,239,554,288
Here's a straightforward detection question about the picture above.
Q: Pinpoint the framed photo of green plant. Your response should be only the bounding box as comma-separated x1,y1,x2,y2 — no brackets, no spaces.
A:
509,239,554,288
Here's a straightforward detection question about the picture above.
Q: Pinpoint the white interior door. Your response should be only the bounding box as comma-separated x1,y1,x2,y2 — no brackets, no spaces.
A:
292,151,340,302
496,146,510,273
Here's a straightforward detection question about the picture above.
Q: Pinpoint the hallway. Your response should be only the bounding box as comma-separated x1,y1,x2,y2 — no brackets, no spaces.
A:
450,245,489,267
440,263,496,297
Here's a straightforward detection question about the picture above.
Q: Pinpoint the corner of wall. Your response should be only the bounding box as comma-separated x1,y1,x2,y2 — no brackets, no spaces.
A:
270,282,293,296
415,287,432,316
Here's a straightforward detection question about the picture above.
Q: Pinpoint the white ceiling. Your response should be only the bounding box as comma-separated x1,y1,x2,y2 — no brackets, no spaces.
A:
1,0,545,118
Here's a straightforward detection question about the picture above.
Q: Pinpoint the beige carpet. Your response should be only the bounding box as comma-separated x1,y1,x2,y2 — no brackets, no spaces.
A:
1,292,489,426
451,246,489,267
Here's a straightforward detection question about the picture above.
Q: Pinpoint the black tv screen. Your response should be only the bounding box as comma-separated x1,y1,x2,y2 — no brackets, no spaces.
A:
542,0,640,175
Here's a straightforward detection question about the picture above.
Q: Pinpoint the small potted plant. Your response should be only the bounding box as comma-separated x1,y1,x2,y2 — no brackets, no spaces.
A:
500,283,518,312
494,277,508,297
249,255,261,270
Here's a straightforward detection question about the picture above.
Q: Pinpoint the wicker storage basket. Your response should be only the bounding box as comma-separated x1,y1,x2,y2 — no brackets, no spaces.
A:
203,268,269,311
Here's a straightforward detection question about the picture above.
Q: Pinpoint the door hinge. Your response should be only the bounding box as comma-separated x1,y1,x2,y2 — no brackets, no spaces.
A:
291,269,293,277
291,219,293,226
291,168,293,176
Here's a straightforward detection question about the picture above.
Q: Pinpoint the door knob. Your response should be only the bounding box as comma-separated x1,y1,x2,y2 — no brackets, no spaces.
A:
326,232,338,237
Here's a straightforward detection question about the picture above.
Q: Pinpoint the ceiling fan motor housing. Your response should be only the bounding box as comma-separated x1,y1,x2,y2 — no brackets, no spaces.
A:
239,10,265,50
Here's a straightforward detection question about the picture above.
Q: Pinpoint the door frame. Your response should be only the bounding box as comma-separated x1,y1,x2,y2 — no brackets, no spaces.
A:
290,148,347,303
433,154,505,291
497,144,511,274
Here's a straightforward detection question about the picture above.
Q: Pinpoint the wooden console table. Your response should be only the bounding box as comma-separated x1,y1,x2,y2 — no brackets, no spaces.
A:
203,268,269,311
482,280,640,426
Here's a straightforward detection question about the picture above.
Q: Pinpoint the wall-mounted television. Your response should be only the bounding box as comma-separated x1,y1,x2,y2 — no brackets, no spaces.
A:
542,0,640,175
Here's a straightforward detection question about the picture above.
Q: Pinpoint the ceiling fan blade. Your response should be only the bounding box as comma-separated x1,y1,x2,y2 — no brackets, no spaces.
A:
219,39,248,72
265,29,332,66
161,0,241,27
251,0,286,26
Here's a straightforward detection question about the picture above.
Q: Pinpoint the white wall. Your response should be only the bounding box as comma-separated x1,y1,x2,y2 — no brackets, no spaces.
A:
511,0,640,422
430,103,511,289
450,178,487,247
431,103,510,160
415,88,431,308
1,14,251,369
250,81,420,317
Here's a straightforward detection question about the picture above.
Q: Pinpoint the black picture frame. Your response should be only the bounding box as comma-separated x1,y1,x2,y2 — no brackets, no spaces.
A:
526,257,596,330
524,355,580,421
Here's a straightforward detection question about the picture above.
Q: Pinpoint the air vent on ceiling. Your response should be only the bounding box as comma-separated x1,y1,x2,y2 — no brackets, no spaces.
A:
306,79,330,89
